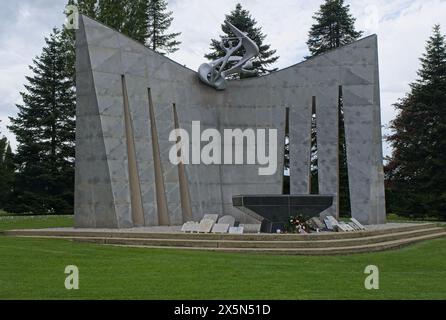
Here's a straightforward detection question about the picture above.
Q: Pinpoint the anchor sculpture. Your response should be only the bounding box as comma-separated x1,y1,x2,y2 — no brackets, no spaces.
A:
198,22,260,90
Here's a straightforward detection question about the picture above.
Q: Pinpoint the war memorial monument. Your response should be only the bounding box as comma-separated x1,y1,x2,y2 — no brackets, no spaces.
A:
5,14,446,256
74,13,386,234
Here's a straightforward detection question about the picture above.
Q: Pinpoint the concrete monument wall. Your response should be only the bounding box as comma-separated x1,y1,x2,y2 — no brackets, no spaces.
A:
75,15,386,228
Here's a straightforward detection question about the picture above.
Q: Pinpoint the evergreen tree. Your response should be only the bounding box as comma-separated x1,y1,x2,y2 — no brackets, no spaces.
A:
0,136,8,208
73,0,149,44
387,25,446,219
417,25,446,84
205,3,279,77
146,0,181,54
306,0,362,215
73,0,180,53
0,135,14,209
123,0,150,44
7,28,76,214
307,0,363,57
73,0,97,18
96,0,127,32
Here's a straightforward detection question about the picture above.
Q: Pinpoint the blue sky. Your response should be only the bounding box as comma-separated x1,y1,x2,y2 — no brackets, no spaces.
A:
1,0,445,158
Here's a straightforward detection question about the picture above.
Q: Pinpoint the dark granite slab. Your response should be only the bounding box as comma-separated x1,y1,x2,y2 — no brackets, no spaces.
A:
233,195,334,233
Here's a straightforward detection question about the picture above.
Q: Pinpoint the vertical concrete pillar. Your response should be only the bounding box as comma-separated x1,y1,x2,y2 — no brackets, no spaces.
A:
121,75,145,226
289,92,313,194
148,89,170,226
316,86,340,219
173,103,193,223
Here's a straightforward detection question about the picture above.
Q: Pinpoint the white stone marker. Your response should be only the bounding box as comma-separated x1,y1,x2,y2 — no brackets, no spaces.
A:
239,224,261,234
339,222,355,232
181,221,199,233
198,219,215,233
324,216,339,231
229,227,244,235
211,223,230,234
217,215,236,227
348,222,362,231
203,214,219,224
350,218,366,230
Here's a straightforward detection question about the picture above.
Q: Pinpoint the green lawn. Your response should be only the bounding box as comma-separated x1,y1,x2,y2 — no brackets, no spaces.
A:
0,214,73,231
0,215,445,300
0,210,9,216
386,213,443,223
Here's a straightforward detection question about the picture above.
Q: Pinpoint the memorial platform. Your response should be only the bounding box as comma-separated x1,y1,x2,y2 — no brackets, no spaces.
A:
3,223,445,256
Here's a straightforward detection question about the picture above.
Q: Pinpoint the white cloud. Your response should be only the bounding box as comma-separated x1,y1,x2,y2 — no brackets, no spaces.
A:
0,0,67,149
350,0,446,156
1,0,445,158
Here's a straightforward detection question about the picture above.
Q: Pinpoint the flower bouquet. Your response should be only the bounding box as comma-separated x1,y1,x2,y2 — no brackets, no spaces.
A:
286,215,311,234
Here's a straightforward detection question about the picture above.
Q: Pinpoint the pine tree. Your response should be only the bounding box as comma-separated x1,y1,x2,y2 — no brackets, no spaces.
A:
205,3,279,77
307,0,363,57
0,136,8,208
122,0,150,44
4,144,14,176
387,25,446,219
7,28,76,214
417,25,446,84
73,0,149,44
73,0,97,18
96,0,127,32
306,0,362,215
0,135,15,210
73,0,180,53
146,0,181,54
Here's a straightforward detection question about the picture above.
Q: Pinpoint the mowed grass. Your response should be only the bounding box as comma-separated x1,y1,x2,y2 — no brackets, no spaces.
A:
0,214,73,231
0,216,445,300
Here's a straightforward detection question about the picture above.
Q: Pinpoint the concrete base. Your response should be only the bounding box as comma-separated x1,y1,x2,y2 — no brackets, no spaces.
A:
3,222,437,237
4,223,444,255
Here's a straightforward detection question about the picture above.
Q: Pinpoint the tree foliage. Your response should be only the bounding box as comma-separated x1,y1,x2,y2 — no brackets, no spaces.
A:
386,25,446,219
0,134,14,209
205,3,279,77
307,0,363,57
146,0,181,54
7,29,76,214
73,0,181,53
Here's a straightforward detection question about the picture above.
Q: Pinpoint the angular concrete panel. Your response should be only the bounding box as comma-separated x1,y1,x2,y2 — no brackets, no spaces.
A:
75,16,117,228
342,38,386,225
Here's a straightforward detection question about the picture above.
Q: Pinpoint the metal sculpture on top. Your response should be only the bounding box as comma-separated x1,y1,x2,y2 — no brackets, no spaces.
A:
198,22,260,91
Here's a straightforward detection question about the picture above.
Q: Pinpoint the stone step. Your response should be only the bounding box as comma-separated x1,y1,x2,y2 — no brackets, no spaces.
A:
4,224,444,255
3,223,438,242
211,227,444,249
85,231,446,255
69,227,444,249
